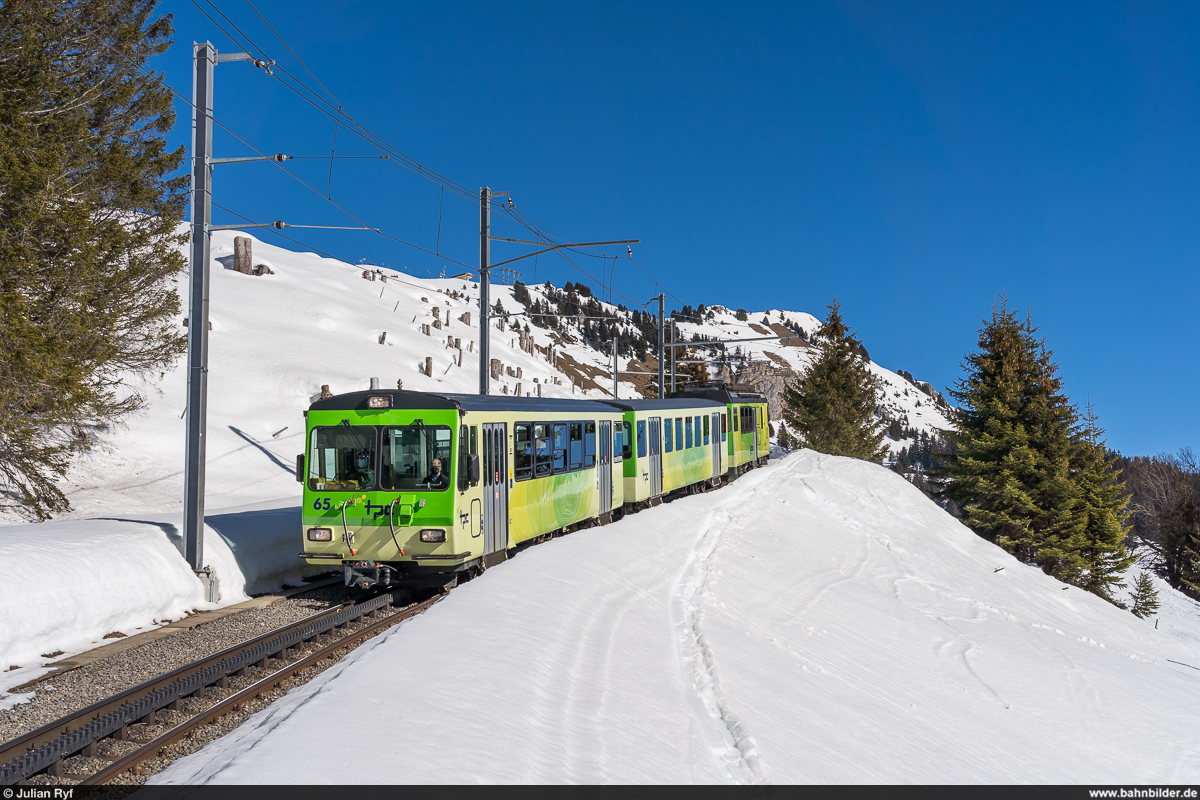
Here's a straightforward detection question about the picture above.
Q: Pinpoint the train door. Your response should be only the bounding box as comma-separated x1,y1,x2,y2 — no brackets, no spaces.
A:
648,417,663,497
710,411,722,476
598,420,613,516
482,422,509,554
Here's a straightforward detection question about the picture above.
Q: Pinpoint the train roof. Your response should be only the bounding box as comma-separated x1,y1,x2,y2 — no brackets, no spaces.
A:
601,398,725,411
668,385,767,404
308,389,622,415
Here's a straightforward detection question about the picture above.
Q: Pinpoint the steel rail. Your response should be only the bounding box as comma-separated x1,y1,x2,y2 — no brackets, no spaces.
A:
84,594,441,785
0,602,350,770
0,591,400,785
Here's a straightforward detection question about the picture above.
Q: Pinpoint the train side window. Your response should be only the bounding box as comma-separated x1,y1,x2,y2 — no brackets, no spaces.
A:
459,425,469,490
695,416,702,445
584,422,596,467
569,423,583,471
685,417,692,449
664,417,673,453
534,423,551,477
703,415,710,445
613,422,623,461
732,408,739,432
675,417,683,448
722,412,728,442
552,423,568,474
621,421,633,460
514,423,533,481
636,420,646,458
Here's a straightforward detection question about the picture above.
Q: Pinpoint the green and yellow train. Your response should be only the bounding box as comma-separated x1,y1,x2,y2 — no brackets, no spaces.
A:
296,384,768,589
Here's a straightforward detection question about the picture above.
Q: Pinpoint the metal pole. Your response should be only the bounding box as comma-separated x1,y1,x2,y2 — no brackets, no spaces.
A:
183,42,215,573
612,338,618,399
657,293,665,399
671,319,677,394
479,187,490,395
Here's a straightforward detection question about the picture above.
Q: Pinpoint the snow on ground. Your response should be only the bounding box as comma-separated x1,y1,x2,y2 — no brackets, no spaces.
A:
0,499,328,699
154,452,1200,785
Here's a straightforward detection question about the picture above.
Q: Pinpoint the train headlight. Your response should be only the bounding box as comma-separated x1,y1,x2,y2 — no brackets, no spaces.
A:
367,395,392,408
419,529,446,543
307,527,333,541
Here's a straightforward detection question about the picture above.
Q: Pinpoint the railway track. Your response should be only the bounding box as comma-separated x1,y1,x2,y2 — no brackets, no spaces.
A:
0,590,439,786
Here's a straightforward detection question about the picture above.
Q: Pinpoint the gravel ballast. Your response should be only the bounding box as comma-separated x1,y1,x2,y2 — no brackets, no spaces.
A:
0,583,360,747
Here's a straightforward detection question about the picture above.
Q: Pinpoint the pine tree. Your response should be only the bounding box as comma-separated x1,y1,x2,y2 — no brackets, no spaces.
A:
777,425,793,450
1070,403,1134,598
781,299,886,461
1129,571,1160,619
938,297,1109,587
0,0,187,518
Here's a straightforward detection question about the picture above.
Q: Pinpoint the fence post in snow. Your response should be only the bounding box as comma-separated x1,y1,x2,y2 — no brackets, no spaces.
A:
425,357,433,376
234,236,252,274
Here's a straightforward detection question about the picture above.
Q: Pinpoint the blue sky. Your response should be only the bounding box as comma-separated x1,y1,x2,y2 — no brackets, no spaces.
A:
154,0,1199,456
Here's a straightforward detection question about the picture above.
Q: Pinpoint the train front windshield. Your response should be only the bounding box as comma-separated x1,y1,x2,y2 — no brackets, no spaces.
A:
381,425,453,492
307,425,453,492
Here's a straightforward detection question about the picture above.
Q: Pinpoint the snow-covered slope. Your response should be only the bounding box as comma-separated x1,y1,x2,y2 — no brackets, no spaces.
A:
154,451,1200,785
0,229,945,523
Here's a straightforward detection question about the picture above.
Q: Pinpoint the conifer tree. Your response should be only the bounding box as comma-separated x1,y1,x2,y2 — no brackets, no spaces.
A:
1129,571,1160,619
937,298,1087,578
0,0,186,518
782,299,886,461
1070,403,1134,598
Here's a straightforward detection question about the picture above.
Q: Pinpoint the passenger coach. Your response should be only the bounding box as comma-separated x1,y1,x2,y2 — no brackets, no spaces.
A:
296,385,768,589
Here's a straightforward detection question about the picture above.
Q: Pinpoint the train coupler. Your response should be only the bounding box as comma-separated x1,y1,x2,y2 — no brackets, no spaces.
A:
344,561,397,590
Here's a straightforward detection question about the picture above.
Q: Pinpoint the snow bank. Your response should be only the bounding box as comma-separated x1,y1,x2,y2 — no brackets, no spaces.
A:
154,452,1200,785
0,499,326,693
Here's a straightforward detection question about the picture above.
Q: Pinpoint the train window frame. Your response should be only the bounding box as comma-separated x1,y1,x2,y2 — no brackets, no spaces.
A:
307,425,378,492
732,408,739,432
569,422,583,471
514,423,533,481
664,417,673,453
636,420,646,459
722,412,728,442
533,423,552,477
379,424,453,493
584,422,596,468
675,417,683,448
613,422,624,462
458,424,469,491
703,415,710,446
621,421,633,460
552,423,568,474
685,417,692,449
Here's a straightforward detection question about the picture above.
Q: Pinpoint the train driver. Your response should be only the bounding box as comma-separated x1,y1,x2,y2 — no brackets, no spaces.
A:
424,457,450,490
348,449,375,488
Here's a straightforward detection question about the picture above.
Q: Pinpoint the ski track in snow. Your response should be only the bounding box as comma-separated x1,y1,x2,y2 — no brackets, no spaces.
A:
672,469,776,785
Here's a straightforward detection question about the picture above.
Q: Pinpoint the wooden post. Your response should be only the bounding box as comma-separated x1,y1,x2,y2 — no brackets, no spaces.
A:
396,379,404,390
425,357,433,376
319,385,333,399
459,312,471,325
379,332,387,345
234,236,252,274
